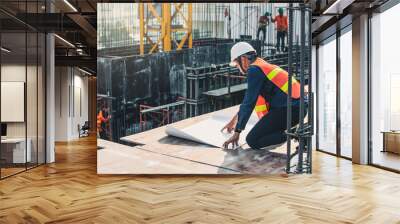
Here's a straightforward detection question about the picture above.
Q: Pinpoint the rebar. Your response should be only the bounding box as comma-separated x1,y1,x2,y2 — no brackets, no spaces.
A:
286,3,294,173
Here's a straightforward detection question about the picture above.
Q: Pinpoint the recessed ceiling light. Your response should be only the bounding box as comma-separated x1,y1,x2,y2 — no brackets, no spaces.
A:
63,0,78,12
78,67,92,76
54,34,75,48
1,47,11,53
323,0,353,14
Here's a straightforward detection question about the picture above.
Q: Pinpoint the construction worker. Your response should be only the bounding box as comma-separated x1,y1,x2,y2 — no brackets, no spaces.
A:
97,105,111,139
257,12,270,43
222,42,303,149
224,7,232,39
271,7,288,52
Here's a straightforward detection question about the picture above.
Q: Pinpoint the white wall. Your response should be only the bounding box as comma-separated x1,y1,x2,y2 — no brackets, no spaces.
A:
54,67,89,141
55,67,68,141
71,73,89,138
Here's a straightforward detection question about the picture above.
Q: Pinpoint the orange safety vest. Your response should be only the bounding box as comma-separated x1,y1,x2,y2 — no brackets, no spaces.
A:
97,111,106,131
274,15,288,31
251,58,301,119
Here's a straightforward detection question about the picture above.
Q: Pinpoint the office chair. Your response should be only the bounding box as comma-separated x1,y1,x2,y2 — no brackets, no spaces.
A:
79,121,90,138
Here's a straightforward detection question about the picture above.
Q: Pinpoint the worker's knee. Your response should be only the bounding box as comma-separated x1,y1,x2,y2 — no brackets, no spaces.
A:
246,131,260,150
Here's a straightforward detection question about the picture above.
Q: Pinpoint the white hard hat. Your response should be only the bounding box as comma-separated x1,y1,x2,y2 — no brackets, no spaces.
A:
230,42,256,66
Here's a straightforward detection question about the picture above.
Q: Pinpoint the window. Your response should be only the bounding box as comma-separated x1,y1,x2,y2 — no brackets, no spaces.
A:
317,36,337,154
339,28,352,158
370,3,400,171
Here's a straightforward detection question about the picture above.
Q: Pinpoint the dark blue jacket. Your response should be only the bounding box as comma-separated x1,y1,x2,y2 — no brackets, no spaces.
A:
235,64,299,130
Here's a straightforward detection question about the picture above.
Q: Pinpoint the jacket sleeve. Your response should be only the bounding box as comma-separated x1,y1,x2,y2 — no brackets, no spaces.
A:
235,66,265,130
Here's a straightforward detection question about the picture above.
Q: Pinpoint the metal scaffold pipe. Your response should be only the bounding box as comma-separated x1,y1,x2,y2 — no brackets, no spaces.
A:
307,6,313,173
286,3,293,173
284,3,313,174
297,3,306,173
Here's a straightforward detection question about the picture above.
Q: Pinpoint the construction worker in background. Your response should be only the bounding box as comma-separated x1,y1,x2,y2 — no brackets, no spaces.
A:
97,105,111,139
222,42,304,149
257,12,270,43
224,7,232,39
271,7,288,52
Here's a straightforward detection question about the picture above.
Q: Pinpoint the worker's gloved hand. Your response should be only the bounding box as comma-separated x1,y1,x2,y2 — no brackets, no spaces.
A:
221,115,238,133
223,132,240,149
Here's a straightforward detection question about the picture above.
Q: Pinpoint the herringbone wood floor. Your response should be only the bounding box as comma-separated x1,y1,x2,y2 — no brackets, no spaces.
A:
1,136,400,224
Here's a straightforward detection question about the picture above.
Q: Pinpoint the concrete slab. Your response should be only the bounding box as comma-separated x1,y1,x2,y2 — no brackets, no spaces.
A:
119,105,293,174
98,139,238,174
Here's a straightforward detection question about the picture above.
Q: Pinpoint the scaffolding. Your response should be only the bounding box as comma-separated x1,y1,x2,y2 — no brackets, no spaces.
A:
284,4,313,174
182,47,309,116
139,101,185,132
139,3,193,55
184,64,246,117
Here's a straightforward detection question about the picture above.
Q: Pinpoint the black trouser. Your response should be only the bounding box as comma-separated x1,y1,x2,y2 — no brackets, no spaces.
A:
99,124,108,140
99,130,108,140
246,106,303,150
276,31,286,52
257,26,266,43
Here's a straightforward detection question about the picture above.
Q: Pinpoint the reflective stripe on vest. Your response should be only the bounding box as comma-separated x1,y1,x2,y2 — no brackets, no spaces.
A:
255,104,267,112
254,95,269,119
252,58,300,99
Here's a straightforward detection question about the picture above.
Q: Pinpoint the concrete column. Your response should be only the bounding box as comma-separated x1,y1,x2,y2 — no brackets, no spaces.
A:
352,14,369,164
46,33,55,163
45,0,55,163
88,77,97,133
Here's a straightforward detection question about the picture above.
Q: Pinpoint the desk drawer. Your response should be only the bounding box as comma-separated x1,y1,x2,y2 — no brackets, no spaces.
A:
0,141,32,163
384,133,400,154
0,146,14,164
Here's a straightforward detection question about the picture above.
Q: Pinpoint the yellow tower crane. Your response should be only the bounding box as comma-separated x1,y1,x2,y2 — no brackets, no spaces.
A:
139,3,192,55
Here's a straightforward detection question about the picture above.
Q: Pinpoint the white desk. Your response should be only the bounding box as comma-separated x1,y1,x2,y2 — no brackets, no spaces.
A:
1,138,31,163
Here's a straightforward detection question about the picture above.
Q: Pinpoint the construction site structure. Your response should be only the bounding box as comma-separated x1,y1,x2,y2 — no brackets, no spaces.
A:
139,101,185,132
99,3,313,174
139,3,193,55
181,42,309,118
